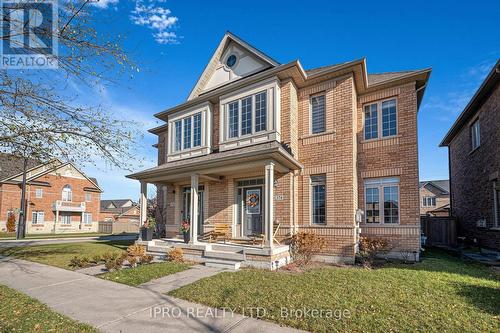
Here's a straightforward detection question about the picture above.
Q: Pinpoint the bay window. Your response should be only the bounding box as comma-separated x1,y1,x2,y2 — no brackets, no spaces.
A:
364,98,398,140
226,90,267,138
255,91,267,132
365,177,400,224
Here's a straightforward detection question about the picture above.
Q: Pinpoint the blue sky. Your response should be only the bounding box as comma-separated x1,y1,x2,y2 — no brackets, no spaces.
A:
78,0,500,200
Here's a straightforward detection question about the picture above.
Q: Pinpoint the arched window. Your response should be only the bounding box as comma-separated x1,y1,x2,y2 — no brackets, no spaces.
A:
62,185,72,202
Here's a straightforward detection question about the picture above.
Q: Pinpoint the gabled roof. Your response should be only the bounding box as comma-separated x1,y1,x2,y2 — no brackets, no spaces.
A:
187,31,280,101
419,180,450,194
100,199,135,212
441,59,500,146
0,153,41,181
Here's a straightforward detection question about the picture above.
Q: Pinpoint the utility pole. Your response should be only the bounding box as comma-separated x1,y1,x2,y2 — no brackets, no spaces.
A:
16,157,28,239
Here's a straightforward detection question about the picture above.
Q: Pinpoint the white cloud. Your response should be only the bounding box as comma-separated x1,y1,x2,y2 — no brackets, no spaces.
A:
90,0,119,9
130,0,179,44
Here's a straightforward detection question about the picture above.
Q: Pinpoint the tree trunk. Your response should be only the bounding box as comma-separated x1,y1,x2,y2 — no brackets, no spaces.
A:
16,158,28,239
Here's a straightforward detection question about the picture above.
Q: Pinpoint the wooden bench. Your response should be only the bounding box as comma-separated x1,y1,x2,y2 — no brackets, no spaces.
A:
208,223,231,243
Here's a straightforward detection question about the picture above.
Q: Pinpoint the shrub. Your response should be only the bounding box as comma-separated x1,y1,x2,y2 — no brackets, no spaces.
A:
168,248,184,263
127,244,146,257
289,232,326,266
6,213,15,233
69,256,90,268
127,255,137,267
358,237,390,268
102,251,119,262
104,259,115,271
140,254,154,264
91,255,102,264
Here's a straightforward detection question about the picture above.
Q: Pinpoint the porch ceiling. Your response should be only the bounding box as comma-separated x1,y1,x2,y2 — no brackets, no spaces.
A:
127,141,302,184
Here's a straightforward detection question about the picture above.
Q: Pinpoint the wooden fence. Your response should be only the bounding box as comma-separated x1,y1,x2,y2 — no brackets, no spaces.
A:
420,216,457,247
98,221,139,234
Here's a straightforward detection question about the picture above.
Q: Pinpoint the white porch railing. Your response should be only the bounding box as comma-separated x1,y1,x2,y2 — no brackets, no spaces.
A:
53,200,86,212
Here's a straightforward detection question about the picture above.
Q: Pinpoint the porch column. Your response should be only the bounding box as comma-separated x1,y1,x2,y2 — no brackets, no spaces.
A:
265,161,274,248
139,181,148,229
190,174,199,244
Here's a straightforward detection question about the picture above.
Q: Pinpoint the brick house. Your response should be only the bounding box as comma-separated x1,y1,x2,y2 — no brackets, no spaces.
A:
441,60,500,250
100,199,140,233
0,154,102,234
128,32,431,268
419,180,450,216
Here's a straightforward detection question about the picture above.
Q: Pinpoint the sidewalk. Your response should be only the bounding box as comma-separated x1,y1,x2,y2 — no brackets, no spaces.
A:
0,257,305,333
0,234,137,248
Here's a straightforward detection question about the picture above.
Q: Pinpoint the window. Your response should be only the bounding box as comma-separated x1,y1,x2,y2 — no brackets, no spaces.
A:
183,117,192,150
85,193,91,202
422,196,436,207
311,175,326,224
364,98,397,140
62,185,72,202
471,119,480,150
310,94,326,134
241,97,252,135
60,213,71,225
31,211,44,225
365,177,399,224
364,103,378,140
226,90,268,139
228,101,239,138
255,91,267,132
193,113,202,147
83,213,92,225
174,120,182,151
172,112,203,152
35,188,43,198
382,99,397,137
493,181,499,228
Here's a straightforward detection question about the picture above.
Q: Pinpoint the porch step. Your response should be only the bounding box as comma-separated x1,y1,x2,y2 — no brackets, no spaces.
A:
204,259,241,271
203,250,245,261
147,245,172,253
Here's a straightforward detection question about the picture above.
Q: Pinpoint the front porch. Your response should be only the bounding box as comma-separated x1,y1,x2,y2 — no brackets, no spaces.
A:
128,142,303,269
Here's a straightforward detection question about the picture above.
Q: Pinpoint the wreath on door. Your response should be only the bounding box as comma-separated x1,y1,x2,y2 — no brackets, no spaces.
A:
246,193,260,207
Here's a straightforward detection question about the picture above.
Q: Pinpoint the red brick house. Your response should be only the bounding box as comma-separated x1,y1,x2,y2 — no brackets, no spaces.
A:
128,32,431,268
0,154,102,234
100,199,140,233
441,60,500,250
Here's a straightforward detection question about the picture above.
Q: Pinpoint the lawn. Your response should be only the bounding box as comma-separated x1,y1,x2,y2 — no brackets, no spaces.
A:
0,232,117,239
0,284,97,332
169,250,500,333
0,240,133,270
99,261,191,286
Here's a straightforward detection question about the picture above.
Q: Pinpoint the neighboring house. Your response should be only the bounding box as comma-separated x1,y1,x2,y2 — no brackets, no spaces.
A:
441,60,500,250
0,154,102,234
419,180,450,216
99,199,140,233
128,32,431,266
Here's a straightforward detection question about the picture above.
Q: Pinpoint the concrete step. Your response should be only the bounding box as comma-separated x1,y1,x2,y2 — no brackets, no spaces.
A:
147,245,172,253
203,250,245,261
205,260,241,271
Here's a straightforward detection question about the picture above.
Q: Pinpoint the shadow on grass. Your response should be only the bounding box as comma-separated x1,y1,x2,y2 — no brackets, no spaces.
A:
454,282,500,315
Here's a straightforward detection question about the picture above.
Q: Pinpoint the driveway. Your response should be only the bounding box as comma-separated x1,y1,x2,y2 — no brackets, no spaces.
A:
0,257,305,333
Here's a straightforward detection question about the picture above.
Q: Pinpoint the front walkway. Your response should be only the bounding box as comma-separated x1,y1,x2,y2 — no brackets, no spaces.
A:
0,257,304,333
0,234,137,249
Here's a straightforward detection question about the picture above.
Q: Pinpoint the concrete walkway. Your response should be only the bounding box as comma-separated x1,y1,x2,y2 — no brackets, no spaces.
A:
0,234,137,249
139,265,225,293
0,257,305,333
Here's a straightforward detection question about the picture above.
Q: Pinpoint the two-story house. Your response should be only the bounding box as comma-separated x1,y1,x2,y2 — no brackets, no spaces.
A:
128,32,431,268
441,60,499,250
419,180,450,216
0,154,102,234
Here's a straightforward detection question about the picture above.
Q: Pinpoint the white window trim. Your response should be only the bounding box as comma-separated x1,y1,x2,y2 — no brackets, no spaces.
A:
364,177,400,224
310,174,327,225
471,118,481,151
422,196,436,207
363,97,398,141
31,211,44,225
35,188,43,198
167,102,212,162
83,212,92,225
60,213,72,225
219,77,281,151
309,93,326,135
85,193,91,202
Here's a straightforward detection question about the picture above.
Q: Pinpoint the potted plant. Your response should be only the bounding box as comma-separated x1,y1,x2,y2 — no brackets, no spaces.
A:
180,219,190,244
140,217,156,241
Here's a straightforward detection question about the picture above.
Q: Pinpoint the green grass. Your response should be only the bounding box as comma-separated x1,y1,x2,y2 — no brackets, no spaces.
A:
99,262,191,286
0,284,97,332
0,232,123,240
0,240,133,270
169,250,500,333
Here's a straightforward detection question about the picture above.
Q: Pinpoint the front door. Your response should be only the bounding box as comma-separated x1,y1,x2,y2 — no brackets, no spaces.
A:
243,187,263,236
182,187,204,236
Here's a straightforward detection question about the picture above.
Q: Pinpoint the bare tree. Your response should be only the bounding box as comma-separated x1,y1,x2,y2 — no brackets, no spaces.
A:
0,1,143,238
